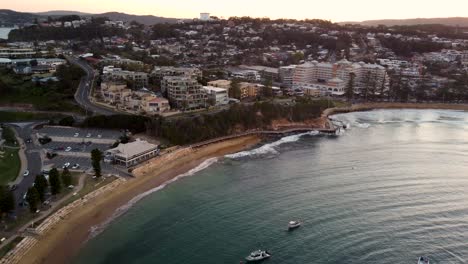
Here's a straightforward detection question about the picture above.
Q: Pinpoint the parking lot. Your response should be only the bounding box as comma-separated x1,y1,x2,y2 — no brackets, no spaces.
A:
44,156,114,172
38,126,122,140
43,141,112,153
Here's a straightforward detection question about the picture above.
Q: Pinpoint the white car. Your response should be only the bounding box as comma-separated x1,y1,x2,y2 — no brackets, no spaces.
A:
73,133,79,137
97,134,102,138
62,162,71,169
23,170,30,177
68,185,75,189
86,133,91,138
71,164,80,169
65,146,72,152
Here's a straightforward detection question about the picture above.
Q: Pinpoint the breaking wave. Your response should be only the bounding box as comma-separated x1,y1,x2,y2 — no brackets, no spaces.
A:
225,131,319,159
88,157,219,240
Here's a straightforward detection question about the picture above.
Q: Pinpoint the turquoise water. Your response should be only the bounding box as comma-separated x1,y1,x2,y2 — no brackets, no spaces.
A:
75,109,468,264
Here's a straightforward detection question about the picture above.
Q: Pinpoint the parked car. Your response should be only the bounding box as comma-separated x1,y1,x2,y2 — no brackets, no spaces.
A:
74,133,79,137
86,133,91,138
71,164,80,169
23,170,30,177
62,162,71,169
9,184,17,191
65,146,72,152
97,134,102,138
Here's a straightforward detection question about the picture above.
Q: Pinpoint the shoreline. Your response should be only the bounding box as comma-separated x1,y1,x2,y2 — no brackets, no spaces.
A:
323,102,468,117
19,135,262,264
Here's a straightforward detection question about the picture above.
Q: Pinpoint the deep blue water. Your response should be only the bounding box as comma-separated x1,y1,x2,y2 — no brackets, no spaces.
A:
75,109,468,264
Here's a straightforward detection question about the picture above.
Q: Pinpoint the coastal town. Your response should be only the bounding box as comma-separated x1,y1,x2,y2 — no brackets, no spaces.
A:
0,5,468,264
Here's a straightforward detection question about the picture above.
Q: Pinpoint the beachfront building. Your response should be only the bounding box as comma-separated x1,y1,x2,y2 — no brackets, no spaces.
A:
162,76,208,110
0,48,36,58
292,59,387,96
106,139,159,167
203,86,229,106
102,66,148,88
151,66,202,81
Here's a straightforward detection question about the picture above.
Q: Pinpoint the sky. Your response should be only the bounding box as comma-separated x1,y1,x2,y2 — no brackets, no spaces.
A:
5,0,468,22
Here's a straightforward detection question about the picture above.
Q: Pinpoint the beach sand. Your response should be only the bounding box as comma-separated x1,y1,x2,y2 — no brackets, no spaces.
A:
324,102,468,116
20,135,261,264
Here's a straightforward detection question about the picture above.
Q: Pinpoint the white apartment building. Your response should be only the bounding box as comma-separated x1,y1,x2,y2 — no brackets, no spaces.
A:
0,48,36,58
279,65,296,88
293,59,387,96
102,66,148,88
161,76,207,110
151,66,202,84
203,86,229,106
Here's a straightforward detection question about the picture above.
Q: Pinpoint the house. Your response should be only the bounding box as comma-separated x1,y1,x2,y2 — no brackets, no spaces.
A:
106,139,159,167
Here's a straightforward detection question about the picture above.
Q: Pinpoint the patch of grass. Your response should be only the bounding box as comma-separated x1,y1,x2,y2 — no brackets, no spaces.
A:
0,148,20,185
0,236,24,258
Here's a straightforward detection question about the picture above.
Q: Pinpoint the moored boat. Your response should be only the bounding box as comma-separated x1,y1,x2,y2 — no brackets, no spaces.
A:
418,256,429,264
288,220,301,230
245,250,271,262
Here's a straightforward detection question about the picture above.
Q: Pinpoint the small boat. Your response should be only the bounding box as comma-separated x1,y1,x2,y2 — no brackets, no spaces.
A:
245,250,271,262
418,256,429,264
288,220,301,230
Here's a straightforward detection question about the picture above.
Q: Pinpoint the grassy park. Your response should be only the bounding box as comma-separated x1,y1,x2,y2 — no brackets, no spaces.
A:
0,148,20,185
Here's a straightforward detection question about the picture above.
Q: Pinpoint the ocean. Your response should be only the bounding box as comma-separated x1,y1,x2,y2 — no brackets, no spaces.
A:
0,28,13,40
74,109,468,264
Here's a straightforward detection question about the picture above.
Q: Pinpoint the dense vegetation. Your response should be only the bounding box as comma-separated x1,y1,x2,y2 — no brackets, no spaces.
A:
146,100,331,145
0,65,84,111
377,36,445,57
8,23,126,41
81,114,150,133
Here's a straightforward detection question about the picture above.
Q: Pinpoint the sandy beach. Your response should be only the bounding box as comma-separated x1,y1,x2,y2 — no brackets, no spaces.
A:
19,135,261,264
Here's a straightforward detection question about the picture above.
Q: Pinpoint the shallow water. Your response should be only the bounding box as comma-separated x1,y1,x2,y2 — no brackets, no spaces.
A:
74,109,468,264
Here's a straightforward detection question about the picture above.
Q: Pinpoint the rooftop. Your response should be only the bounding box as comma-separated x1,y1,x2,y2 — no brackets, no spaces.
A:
108,140,158,159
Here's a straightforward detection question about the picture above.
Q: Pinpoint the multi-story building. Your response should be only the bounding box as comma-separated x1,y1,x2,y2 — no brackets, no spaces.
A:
0,48,36,58
151,66,202,88
162,76,207,110
293,59,387,96
203,86,229,106
279,65,296,88
207,80,231,89
102,66,148,88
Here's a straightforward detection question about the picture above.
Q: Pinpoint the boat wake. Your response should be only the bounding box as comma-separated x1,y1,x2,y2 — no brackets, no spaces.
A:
225,131,319,159
88,157,219,240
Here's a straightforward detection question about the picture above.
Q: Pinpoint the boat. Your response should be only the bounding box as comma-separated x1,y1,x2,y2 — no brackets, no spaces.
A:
245,250,271,262
288,220,301,230
418,256,429,264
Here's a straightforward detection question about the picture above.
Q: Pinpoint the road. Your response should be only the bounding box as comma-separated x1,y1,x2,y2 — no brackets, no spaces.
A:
9,123,44,216
66,56,119,116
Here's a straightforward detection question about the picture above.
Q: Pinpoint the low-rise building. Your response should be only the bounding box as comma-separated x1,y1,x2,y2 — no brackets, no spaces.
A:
102,66,148,88
106,139,159,167
203,86,229,105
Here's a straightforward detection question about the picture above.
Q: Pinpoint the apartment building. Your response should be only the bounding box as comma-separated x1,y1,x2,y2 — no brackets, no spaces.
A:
0,48,36,58
151,66,202,84
279,65,296,88
102,66,148,88
293,59,387,96
203,86,229,106
207,79,231,89
100,82,169,114
162,76,207,110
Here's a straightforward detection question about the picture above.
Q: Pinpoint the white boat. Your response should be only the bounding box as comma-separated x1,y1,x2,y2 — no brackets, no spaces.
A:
288,220,301,230
418,256,429,264
245,250,271,262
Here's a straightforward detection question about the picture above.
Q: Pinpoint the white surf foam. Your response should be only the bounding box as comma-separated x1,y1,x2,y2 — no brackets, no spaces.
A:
225,131,319,159
88,157,219,240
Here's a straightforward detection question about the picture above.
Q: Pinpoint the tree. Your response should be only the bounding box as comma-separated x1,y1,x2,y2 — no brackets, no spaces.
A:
91,149,103,178
229,79,242,99
26,187,40,213
262,77,273,98
0,186,14,214
61,168,72,187
49,168,62,195
34,175,48,202
58,116,75,126
345,72,355,101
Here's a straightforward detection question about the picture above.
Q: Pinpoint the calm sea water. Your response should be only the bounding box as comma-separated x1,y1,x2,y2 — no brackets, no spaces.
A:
74,109,468,264
0,28,13,39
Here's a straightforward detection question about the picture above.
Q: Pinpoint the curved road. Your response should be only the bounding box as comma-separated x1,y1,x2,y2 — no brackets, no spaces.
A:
66,56,120,116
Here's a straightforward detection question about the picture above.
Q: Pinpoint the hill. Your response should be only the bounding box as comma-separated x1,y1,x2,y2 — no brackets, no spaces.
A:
91,12,179,25
341,17,468,27
0,9,38,26
36,10,92,17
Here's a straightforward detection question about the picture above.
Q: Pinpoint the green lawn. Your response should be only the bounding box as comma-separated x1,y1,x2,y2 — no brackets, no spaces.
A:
0,148,20,185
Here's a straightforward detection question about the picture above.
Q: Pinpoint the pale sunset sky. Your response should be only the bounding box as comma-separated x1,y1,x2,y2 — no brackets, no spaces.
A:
5,0,468,22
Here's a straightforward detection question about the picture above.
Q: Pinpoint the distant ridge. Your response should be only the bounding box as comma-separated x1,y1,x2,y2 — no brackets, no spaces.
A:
36,10,92,17
340,17,468,27
91,12,180,25
0,9,180,26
